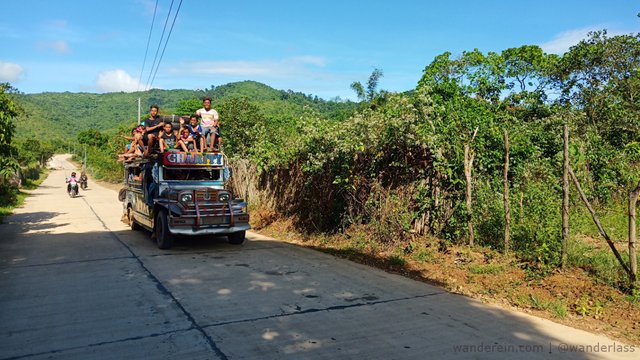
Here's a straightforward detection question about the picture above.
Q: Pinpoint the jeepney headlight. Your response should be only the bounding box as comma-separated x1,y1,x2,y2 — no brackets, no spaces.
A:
180,193,193,203
218,193,230,202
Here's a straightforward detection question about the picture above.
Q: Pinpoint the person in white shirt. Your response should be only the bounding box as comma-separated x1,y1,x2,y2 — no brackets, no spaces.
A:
195,97,219,151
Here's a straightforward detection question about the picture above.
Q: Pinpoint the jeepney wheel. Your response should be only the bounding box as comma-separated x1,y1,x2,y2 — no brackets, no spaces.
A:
228,231,246,245
127,207,139,231
155,209,174,250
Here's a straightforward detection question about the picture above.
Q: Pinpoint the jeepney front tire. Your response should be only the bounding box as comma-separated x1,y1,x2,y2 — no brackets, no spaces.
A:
228,231,246,245
155,209,174,250
127,207,139,231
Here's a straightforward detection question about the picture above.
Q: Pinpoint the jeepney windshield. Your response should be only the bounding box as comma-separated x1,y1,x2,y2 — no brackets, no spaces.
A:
162,167,223,181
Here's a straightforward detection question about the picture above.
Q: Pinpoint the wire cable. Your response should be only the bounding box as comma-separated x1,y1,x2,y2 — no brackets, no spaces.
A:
145,0,175,90
148,0,183,89
137,0,159,91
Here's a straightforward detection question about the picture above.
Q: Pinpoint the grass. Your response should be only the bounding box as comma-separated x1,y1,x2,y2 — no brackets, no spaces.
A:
567,236,631,289
571,198,629,246
469,264,505,275
0,169,49,223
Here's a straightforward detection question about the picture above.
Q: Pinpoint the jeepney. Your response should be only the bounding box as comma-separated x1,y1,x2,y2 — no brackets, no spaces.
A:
120,151,250,249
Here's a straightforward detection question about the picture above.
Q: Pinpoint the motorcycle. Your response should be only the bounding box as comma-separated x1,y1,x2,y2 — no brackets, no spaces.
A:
79,174,88,190
67,178,79,198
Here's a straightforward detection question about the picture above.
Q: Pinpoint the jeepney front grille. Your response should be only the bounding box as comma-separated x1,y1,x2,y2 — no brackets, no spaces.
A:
182,190,232,217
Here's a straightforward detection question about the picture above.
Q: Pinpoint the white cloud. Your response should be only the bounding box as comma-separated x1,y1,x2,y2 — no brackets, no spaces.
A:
36,40,71,54
169,56,329,78
292,56,327,67
186,61,273,76
540,26,636,54
96,69,143,92
0,61,24,82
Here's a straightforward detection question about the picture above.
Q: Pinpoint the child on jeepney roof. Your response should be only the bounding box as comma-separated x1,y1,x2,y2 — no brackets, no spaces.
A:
159,122,188,153
118,124,145,161
178,116,191,151
179,125,190,151
187,114,206,152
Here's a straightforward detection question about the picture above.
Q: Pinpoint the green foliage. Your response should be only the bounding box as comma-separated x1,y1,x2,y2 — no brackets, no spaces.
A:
557,30,640,147
77,129,108,148
0,167,48,223
351,68,385,106
0,83,21,182
175,98,202,115
216,97,264,158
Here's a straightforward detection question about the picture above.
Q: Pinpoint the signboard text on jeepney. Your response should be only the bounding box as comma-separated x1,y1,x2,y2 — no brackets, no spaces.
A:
163,152,224,167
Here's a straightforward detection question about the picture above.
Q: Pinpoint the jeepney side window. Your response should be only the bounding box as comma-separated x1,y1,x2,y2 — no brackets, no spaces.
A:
128,167,142,186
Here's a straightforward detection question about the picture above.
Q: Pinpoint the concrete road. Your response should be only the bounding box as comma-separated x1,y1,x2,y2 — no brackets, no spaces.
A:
0,155,636,359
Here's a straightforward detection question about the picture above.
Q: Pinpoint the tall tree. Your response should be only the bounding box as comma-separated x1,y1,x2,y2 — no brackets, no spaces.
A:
0,83,20,180
557,30,640,146
351,68,386,108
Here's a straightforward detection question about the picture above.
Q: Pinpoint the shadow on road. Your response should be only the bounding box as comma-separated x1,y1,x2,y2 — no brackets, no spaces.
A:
0,210,630,359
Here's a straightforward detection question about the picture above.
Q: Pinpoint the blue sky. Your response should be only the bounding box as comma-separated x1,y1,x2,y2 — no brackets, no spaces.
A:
1,1,638,100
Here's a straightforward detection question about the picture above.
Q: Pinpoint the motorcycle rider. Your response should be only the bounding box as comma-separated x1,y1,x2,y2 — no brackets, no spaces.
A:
66,172,78,193
80,171,88,188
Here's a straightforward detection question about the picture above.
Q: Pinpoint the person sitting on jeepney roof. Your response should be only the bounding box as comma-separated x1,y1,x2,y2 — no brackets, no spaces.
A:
210,117,222,152
119,124,145,161
178,117,191,151
143,104,164,157
159,122,188,153
186,114,206,152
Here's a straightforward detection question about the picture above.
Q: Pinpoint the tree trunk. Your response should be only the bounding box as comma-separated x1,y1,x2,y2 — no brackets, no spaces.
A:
464,143,474,246
561,125,570,268
629,181,640,286
569,166,631,277
503,129,510,254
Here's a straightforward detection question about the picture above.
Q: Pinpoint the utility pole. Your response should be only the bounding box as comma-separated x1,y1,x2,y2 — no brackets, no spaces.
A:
137,97,141,125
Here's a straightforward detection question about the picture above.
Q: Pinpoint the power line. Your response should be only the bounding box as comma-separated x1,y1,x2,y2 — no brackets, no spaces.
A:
137,0,159,92
145,0,175,90
148,0,183,89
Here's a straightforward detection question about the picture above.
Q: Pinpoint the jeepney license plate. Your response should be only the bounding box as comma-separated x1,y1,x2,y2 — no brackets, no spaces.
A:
201,216,229,225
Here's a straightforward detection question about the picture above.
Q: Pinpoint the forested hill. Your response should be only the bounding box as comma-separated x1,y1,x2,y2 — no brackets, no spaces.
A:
14,80,357,140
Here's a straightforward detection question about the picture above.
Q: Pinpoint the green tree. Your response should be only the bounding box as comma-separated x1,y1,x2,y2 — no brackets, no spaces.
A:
556,30,640,146
175,98,202,115
216,97,265,157
0,83,20,180
77,129,106,148
351,68,386,107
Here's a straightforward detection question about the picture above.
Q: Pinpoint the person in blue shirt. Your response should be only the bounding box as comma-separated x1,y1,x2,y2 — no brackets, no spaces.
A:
186,114,206,152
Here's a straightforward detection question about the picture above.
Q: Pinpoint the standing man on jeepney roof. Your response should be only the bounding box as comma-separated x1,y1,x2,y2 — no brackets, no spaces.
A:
143,104,164,157
195,97,219,151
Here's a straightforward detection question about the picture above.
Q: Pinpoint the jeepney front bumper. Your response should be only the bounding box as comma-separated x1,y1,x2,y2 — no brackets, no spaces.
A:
167,221,251,236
